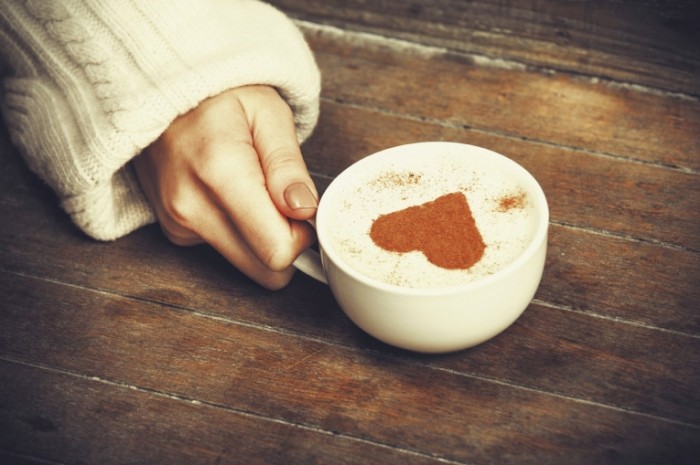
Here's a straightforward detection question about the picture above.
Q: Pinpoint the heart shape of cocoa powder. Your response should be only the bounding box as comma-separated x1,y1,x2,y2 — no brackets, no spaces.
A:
369,192,485,270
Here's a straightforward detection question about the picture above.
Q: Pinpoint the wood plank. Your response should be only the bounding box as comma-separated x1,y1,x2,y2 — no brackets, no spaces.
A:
0,361,440,465
305,27,700,172
542,226,699,333
2,274,698,464
273,0,700,95
303,102,700,251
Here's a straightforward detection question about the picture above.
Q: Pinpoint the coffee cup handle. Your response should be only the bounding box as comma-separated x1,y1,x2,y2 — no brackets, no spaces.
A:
292,219,328,284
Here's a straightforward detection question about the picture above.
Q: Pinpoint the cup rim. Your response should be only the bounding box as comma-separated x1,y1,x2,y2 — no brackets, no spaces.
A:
316,141,549,296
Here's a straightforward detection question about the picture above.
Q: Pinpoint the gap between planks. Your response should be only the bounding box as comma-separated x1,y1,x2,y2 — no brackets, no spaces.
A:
549,219,700,254
0,450,64,465
316,96,700,176
531,298,700,340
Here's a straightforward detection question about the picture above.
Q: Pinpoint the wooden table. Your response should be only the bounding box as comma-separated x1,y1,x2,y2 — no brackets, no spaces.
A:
2,1,699,464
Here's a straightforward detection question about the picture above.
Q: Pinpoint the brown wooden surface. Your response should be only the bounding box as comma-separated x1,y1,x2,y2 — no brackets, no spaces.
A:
271,0,700,96
1,2,699,464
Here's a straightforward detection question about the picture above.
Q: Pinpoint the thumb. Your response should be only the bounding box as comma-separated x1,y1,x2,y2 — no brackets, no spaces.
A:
283,179,319,219
263,146,319,220
240,86,319,220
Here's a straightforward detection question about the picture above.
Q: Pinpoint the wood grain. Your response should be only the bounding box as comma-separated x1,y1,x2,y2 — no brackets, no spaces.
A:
272,0,700,95
0,362,442,465
2,273,698,465
305,28,700,173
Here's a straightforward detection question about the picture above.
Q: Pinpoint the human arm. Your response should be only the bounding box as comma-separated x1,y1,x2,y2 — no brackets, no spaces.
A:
0,0,321,287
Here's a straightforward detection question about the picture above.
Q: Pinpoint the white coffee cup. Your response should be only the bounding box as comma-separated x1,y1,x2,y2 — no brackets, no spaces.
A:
294,142,548,353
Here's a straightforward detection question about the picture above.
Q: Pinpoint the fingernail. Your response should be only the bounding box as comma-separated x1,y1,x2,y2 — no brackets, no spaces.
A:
284,183,318,211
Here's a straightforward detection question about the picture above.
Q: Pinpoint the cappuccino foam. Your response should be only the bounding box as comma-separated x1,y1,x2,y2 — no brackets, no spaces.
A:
325,153,538,288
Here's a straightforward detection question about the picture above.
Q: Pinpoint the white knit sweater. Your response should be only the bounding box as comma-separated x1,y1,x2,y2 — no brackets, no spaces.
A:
0,0,321,240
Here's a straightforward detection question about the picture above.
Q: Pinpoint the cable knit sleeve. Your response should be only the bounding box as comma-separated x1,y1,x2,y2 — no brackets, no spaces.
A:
0,0,321,240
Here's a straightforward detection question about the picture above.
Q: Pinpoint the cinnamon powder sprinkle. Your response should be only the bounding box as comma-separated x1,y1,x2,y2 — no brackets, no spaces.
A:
370,192,486,270
370,171,423,188
497,192,527,212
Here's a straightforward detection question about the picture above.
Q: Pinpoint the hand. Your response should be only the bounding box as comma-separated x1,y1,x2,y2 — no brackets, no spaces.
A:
133,85,318,290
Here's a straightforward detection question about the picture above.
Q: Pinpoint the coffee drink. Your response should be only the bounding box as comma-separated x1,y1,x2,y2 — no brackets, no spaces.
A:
325,151,538,288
